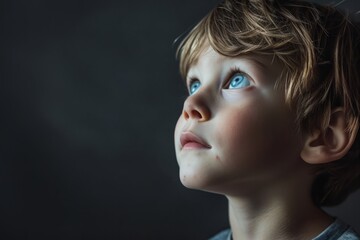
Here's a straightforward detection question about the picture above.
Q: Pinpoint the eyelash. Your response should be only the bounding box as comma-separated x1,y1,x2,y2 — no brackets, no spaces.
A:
186,77,199,95
187,77,197,88
223,67,250,88
186,67,251,93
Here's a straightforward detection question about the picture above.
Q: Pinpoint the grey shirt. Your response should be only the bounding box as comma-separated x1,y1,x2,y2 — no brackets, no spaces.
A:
209,219,359,240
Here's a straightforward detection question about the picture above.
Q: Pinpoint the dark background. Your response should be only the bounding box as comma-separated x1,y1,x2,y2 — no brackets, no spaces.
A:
1,0,359,239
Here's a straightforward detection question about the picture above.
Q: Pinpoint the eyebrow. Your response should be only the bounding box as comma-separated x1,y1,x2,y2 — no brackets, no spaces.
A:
238,56,269,71
184,54,272,84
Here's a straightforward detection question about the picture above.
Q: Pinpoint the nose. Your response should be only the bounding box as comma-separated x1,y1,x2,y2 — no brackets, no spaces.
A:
182,95,211,122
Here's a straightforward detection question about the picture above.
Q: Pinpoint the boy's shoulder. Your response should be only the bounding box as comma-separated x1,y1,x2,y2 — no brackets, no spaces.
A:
313,218,360,240
208,219,360,240
208,229,231,240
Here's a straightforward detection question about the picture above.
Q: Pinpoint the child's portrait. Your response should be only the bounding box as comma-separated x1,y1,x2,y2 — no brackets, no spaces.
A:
2,0,359,239
174,0,360,239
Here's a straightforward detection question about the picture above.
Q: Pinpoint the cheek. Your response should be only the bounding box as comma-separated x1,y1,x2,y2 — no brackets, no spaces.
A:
174,116,184,154
174,116,182,136
215,101,294,165
216,107,262,155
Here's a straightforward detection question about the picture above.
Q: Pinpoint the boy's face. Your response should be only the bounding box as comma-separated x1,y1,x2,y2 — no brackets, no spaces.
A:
174,45,307,195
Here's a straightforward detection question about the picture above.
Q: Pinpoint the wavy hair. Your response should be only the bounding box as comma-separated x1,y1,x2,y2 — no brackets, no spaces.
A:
176,0,360,206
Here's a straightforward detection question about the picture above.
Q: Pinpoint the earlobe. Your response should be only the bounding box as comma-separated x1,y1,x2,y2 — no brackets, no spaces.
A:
301,108,357,164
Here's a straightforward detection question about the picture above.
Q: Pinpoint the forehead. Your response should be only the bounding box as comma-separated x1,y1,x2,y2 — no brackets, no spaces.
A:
187,45,277,78
188,45,223,72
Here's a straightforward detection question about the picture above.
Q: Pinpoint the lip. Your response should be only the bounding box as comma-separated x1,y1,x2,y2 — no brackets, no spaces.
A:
180,131,211,150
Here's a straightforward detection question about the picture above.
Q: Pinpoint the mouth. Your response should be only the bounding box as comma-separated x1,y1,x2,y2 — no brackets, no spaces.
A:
180,132,211,150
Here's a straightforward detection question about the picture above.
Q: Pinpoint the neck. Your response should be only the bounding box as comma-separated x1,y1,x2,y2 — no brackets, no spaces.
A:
226,172,333,240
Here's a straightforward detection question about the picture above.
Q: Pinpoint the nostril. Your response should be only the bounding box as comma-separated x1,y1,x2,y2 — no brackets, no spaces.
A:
183,101,211,122
183,111,190,120
191,110,202,119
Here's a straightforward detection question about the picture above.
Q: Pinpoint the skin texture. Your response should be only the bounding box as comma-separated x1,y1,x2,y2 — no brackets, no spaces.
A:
174,45,334,239
174,45,306,195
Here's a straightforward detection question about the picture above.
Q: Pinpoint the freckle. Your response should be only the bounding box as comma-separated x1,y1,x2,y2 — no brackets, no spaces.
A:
216,155,221,161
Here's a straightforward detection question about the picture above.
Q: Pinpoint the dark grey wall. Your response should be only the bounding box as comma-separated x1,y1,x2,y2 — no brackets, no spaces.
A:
1,0,359,239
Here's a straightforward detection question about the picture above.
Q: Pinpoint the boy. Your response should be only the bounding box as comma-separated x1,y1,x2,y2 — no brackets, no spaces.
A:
174,0,360,239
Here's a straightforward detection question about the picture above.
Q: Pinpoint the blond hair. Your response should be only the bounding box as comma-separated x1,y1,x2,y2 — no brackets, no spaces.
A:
176,0,360,206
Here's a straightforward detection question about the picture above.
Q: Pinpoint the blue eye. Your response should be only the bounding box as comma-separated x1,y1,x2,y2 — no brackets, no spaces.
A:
189,80,201,95
228,73,250,89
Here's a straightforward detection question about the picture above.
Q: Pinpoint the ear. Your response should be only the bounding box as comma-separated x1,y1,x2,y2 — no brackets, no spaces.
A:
301,108,357,164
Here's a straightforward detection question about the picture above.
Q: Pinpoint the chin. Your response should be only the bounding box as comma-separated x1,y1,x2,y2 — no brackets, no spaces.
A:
179,168,207,189
178,167,226,193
